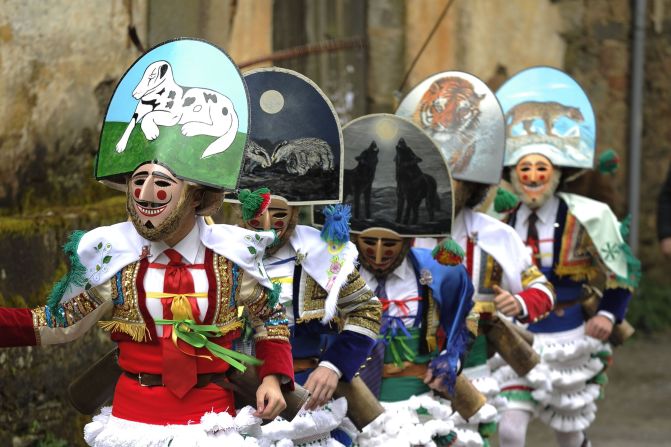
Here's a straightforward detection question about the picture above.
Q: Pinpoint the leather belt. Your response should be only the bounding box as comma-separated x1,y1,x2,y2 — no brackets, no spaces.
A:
382,362,428,378
124,371,231,388
293,357,320,373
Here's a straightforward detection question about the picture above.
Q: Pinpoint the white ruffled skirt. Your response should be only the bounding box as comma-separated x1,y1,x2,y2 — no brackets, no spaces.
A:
355,393,457,447
492,324,610,433
84,405,263,447
449,364,502,447
256,397,353,447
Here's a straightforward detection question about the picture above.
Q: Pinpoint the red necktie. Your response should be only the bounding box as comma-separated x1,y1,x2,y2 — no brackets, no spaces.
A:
160,248,198,398
527,212,540,267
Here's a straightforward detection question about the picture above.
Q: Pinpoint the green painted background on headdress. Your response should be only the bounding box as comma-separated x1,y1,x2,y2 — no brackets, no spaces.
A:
98,122,245,189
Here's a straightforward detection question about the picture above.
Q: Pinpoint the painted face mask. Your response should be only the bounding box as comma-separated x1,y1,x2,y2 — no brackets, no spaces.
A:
126,163,194,241
242,196,298,250
511,153,561,209
355,228,410,277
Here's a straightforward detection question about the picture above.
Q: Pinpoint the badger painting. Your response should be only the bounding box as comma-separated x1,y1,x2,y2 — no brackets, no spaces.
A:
270,138,335,176
243,140,272,174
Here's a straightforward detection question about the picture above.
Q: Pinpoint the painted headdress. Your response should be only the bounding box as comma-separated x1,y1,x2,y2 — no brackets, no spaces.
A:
95,38,249,191
396,71,505,184
496,66,596,169
236,67,343,205
314,113,454,237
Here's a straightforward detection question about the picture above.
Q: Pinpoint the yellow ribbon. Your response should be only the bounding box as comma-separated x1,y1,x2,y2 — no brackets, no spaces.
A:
270,276,293,284
147,291,209,358
145,292,208,321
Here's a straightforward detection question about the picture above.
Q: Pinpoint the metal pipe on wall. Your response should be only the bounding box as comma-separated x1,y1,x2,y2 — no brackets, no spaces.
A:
628,0,647,253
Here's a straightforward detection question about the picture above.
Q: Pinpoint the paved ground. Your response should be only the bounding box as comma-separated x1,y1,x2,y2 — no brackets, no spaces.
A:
491,330,671,446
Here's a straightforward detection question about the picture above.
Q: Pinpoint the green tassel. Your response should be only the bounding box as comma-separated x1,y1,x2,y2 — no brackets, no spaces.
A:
619,214,631,239
493,187,519,213
46,230,87,323
267,281,281,309
268,229,281,248
432,237,465,266
598,148,620,174
617,242,641,288
238,187,271,221
615,214,641,288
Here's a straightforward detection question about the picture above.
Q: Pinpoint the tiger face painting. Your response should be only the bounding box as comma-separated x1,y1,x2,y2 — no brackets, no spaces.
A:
412,77,485,173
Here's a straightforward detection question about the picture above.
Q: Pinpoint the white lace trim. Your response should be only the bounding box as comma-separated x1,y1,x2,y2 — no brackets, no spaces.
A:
356,394,455,447
258,397,347,446
84,406,262,447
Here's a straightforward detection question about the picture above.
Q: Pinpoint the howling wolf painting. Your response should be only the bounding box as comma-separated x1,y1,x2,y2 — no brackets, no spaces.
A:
316,114,453,237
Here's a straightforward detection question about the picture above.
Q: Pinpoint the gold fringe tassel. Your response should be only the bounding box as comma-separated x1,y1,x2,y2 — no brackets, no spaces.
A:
98,320,149,342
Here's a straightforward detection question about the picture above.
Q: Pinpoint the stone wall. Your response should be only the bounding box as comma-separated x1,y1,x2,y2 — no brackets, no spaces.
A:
0,1,146,444
0,0,147,210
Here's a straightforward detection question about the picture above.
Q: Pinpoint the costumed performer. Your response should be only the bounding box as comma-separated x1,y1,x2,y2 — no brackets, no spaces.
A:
0,39,294,447
494,66,639,447
234,67,383,447
323,113,474,447
397,70,556,447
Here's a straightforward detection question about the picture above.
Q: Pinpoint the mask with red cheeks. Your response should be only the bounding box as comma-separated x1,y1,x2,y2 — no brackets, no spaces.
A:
130,164,186,229
243,196,297,242
355,228,410,278
511,153,561,209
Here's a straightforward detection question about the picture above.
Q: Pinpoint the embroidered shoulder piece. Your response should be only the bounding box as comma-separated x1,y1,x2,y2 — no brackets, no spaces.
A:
338,270,380,338
98,262,149,342
211,253,243,335
472,248,503,297
296,273,328,323
520,265,546,288
555,213,599,282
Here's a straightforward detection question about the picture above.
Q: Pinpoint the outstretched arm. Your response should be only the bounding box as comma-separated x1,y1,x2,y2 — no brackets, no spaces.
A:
0,281,114,348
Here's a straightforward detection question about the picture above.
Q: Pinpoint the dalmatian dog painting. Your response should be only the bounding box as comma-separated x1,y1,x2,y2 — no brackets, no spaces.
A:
115,60,239,158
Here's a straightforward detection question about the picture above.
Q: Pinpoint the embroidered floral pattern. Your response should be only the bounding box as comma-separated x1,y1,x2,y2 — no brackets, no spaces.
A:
325,255,344,290
244,233,267,277
87,241,113,285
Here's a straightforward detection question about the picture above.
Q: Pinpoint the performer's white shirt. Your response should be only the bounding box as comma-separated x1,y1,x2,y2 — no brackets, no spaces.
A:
144,224,209,337
264,243,298,325
360,257,419,328
512,195,560,269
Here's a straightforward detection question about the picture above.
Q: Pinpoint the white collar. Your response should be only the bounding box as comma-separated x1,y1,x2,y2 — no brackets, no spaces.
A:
265,242,296,264
148,223,201,264
518,195,559,226
390,256,414,281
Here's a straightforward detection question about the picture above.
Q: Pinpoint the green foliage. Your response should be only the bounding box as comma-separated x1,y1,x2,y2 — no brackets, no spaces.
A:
0,196,127,238
37,433,69,447
27,421,69,447
626,278,671,333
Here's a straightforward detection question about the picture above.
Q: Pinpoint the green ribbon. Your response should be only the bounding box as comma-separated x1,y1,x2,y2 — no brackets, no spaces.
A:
384,333,417,367
155,319,263,372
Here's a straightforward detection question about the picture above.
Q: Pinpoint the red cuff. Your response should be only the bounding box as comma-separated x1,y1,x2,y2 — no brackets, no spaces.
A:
518,288,553,323
0,308,38,347
255,339,294,390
